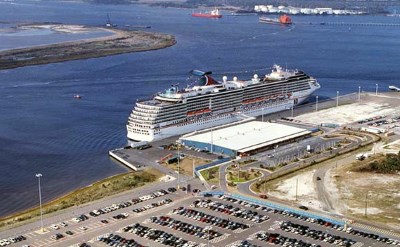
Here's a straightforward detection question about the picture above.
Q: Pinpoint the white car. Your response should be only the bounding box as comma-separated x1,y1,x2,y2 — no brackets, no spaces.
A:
59,222,68,227
50,224,59,230
72,217,80,223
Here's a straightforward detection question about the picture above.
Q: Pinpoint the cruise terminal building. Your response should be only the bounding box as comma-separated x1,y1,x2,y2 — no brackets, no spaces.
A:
179,121,312,157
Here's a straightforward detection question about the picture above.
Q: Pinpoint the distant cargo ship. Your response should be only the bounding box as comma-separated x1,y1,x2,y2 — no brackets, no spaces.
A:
192,8,222,18
126,65,320,142
259,15,292,25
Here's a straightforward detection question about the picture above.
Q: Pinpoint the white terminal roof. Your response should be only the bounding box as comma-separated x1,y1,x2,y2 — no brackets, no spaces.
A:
181,121,311,153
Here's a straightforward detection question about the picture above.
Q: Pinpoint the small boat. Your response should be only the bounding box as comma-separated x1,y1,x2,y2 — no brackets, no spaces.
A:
74,94,82,99
105,13,117,28
192,8,222,19
259,14,292,25
389,85,400,92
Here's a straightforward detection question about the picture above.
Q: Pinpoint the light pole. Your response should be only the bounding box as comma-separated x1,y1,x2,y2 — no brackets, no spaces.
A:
375,83,378,95
177,144,180,189
263,177,266,194
261,107,264,122
315,96,319,111
36,173,44,232
192,158,195,178
206,226,212,247
210,128,214,153
336,91,339,107
358,86,361,101
364,191,369,217
291,105,294,118
237,165,240,183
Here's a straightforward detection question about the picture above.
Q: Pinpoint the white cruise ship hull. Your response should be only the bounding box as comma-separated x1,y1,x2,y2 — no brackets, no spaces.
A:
127,98,307,142
126,65,320,142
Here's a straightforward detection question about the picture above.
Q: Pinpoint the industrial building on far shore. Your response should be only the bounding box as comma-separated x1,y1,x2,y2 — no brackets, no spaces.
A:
179,121,314,157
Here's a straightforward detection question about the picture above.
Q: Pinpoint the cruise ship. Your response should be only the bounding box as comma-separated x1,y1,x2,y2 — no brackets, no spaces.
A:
127,65,320,142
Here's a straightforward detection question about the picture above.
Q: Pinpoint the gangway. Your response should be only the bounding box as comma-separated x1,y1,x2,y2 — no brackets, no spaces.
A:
158,153,173,163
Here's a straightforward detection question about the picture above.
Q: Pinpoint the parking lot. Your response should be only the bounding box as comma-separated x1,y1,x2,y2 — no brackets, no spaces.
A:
87,194,400,247
2,187,400,247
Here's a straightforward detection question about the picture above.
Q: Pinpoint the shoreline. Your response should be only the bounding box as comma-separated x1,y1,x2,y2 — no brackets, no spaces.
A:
0,168,162,231
0,24,176,70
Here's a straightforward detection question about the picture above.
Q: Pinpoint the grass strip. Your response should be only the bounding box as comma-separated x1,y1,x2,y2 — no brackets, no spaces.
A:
0,169,161,230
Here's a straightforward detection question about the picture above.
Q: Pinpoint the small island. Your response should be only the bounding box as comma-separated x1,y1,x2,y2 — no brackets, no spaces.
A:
0,24,176,70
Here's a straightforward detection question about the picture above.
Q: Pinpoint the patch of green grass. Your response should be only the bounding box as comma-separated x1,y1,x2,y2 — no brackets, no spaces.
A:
0,169,160,230
200,166,219,183
226,170,261,183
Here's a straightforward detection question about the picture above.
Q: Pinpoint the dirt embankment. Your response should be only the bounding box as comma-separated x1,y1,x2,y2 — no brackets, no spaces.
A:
0,26,176,70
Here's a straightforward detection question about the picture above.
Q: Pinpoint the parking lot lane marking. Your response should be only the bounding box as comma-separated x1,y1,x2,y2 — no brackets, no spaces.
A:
232,227,248,233
88,222,101,228
268,220,283,231
210,233,230,243
106,218,117,223
93,222,104,227
225,240,243,247
35,240,47,246
73,229,84,234
44,238,55,243
26,232,37,238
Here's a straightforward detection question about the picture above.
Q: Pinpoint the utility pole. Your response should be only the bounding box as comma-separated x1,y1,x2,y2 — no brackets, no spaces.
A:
375,84,378,95
358,86,361,101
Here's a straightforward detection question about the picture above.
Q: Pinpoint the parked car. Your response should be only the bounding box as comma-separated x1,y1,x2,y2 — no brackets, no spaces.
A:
299,205,309,210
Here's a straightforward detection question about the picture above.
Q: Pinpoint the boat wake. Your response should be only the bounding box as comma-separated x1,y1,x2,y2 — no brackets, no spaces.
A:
4,81,52,89
239,24,295,41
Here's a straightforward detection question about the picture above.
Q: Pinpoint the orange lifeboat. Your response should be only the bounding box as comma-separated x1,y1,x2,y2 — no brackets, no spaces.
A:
279,15,292,24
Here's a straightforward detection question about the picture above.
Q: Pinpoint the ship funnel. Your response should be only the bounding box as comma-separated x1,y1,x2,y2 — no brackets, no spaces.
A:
222,76,227,83
233,76,238,82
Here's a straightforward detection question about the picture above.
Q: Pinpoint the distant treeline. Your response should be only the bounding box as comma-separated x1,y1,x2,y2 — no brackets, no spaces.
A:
78,0,400,13
151,0,400,13
87,0,138,4
354,152,400,174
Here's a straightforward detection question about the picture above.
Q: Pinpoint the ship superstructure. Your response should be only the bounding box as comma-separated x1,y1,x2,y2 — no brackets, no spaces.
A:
127,65,320,142
259,15,292,25
192,8,222,18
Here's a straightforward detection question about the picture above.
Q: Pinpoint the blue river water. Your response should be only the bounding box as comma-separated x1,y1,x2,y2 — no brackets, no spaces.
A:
0,0,399,217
